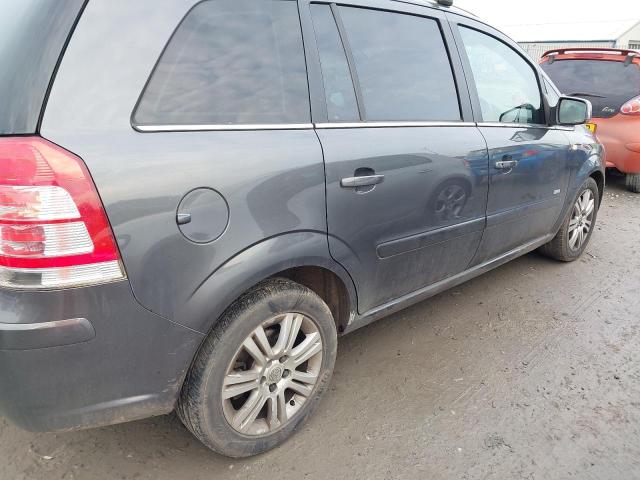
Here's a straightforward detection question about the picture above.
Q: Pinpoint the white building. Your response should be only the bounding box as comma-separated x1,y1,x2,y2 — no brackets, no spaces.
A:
509,19,640,60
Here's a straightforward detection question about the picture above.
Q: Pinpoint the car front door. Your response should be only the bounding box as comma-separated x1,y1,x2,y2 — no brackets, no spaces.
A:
303,1,489,314
449,15,573,265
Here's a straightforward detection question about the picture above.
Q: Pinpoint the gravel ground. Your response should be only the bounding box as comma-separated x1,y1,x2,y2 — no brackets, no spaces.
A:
2,174,640,480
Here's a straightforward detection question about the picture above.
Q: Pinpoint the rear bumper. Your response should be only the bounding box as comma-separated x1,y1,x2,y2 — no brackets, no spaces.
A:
0,281,203,432
591,115,640,173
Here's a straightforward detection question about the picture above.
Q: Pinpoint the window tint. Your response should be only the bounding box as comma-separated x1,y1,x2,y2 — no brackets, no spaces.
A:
134,0,310,126
310,4,359,122
542,59,640,99
0,0,86,134
460,27,544,124
338,7,461,122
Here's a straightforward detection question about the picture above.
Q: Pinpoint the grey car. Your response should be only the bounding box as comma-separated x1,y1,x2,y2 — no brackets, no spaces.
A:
0,0,604,457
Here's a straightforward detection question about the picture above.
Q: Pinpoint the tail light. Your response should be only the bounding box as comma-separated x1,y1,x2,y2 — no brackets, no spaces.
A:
621,96,640,115
0,137,124,289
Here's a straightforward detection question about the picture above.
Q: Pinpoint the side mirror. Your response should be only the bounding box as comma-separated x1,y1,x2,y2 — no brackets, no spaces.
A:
557,96,592,126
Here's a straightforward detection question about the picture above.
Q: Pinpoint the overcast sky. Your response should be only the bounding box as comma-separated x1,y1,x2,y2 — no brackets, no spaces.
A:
455,0,640,35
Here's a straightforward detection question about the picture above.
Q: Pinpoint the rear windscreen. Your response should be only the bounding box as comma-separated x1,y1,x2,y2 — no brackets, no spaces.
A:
542,59,640,117
0,0,86,135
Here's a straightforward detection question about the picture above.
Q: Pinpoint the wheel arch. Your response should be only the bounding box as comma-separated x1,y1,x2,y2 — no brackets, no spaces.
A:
589,169,605,205
180,231,358,336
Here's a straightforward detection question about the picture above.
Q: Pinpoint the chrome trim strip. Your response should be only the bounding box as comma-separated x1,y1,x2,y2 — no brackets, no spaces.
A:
477,122,575,131
477,122,546,128
315,121,475,129
135,121,576,132
134,123,314,132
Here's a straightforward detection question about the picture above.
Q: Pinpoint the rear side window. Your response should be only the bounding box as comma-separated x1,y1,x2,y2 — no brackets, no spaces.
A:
459,27,544,125
134,0,310,127
0,0,86,135
336,7,461,122
310,4,360,122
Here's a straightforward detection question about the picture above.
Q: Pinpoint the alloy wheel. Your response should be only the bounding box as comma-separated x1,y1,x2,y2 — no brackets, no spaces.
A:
221,312,323,436
568,189,595,251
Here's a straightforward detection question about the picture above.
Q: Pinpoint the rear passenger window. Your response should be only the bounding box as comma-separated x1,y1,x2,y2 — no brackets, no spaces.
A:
459,27,544,124
337,7,461,122
134,0,310,127
310,4,360,122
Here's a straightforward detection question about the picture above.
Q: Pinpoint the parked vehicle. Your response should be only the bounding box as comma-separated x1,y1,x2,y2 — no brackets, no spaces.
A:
540,47,640,192
0,0,604,457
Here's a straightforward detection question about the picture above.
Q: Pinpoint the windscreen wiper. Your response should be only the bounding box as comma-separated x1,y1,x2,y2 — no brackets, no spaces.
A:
568,92,606,98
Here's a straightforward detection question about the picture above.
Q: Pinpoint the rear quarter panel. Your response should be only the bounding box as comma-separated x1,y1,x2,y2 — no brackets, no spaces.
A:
40,0,337,333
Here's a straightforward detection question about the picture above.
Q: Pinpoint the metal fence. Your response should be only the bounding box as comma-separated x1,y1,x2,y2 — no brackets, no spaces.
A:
519,42,637,61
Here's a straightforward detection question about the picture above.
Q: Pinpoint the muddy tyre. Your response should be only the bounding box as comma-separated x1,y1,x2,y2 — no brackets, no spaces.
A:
539,177,599,262
626,173,640,193
177,278,337,458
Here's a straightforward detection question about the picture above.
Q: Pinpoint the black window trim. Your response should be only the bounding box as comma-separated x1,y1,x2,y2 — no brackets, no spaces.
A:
329,3,367,120
309,0,467,125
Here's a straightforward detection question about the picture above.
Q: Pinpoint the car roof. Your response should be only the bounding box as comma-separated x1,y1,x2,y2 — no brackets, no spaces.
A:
390,0,480,21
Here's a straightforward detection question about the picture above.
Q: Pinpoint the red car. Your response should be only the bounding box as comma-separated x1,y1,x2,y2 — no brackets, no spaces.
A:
541,48,640,192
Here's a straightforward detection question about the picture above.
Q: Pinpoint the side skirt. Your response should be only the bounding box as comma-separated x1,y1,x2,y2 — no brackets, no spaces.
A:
343,233,554,334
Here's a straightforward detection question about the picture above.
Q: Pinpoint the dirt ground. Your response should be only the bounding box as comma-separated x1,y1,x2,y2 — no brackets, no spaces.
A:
2,174,640,480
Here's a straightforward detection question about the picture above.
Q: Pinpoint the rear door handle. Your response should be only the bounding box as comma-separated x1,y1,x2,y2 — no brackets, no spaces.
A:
340,174,385,188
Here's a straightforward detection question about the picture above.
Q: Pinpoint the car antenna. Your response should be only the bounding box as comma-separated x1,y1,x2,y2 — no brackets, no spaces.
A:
437,0,454,6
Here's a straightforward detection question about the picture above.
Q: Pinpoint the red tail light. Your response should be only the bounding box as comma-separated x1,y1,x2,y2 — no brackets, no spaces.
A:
621,96,640,115
0,137,124,289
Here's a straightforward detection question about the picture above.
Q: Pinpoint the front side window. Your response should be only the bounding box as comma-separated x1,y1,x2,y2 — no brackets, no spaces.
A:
460,27,544,124
337,7,461,122
134,0,310,126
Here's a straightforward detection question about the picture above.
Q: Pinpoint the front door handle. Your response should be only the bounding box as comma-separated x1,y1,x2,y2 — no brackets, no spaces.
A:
340,174,385,188
495,159,518,170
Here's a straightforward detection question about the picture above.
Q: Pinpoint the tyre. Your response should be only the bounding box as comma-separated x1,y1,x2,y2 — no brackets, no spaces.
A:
626,173,640,193
539,177,599,262
177,278,337,457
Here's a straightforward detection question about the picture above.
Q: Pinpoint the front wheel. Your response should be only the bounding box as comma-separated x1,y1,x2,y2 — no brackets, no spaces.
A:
177,278,337,457
539,177,599,262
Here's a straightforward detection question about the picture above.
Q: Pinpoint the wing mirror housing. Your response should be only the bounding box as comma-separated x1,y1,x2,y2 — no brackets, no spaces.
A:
556,96,592,126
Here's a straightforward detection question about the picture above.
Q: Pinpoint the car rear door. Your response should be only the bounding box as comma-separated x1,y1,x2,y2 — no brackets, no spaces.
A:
302,0,489,314
448,14,573,265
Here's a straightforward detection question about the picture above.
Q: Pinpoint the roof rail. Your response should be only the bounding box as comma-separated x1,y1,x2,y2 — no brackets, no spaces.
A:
541,47,640,59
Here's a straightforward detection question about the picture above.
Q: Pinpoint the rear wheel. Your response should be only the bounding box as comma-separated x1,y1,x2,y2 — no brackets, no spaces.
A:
539,177,599,262
626,173,640,193
177,278,337,457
